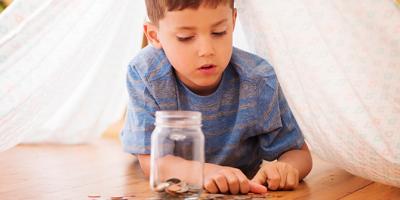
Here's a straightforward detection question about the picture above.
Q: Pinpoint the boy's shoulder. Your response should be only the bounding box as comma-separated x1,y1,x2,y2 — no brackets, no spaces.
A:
128,46,279,89
231,47,278,89
128,45,172,82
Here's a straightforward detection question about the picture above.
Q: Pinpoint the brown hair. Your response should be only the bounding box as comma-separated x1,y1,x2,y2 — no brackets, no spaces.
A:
145,0,234,25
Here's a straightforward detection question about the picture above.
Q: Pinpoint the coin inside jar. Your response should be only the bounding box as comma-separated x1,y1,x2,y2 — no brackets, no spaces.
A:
155,182,170,192
154,177,203,199
175,182,189,193
165,178,181,184
165,184,181,193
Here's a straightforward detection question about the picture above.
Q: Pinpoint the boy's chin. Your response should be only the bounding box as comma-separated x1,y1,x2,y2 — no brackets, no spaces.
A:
194,79,221,89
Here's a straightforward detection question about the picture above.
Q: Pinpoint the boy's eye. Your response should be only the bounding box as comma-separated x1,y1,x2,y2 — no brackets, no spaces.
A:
212,31,227,36
176,36,194,42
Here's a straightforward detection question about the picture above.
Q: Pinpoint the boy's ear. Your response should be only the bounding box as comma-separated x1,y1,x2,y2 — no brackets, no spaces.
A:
143,22,162,49
232,8,237,30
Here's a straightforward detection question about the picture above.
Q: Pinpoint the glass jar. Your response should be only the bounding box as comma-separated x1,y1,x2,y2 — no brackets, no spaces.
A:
150,111,204,199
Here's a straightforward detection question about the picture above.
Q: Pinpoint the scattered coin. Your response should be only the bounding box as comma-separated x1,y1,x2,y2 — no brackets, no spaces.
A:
88,195,101,198
201,193,267,200
250,193,266,199
233,195,252,200
146,197,163,200
205,193,225,199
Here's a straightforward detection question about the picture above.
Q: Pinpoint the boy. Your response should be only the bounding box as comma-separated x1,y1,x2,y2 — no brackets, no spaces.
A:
121,0,312,195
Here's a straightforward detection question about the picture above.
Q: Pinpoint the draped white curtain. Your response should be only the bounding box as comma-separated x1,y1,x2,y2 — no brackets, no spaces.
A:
236,0,400,187
0,0,145,150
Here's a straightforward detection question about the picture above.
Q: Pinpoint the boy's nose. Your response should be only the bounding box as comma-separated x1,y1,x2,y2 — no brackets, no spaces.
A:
197,38,215,57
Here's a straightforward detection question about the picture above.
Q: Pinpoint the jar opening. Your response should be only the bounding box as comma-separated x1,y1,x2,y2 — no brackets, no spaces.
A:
155,111,202,127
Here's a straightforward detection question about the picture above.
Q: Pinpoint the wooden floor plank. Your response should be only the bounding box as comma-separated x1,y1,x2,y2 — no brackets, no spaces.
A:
339,182,400,200
1,138,399,200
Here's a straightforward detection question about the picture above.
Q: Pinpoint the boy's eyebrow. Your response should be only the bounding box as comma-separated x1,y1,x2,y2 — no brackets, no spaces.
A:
176,19,228,30
211,18,228,27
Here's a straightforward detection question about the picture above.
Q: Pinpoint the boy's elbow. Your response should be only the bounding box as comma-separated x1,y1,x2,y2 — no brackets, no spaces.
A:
305,155,313,179
301,143,313,179
137,154,151,177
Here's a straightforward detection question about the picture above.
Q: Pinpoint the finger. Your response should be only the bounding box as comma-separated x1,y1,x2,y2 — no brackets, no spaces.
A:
285,169,298,190
265,165,281,190
214,173,229,193
249,181,268,194
220,170,240,194
251,167,268,185
294,169,299,188
204,178,219,194
232,169,250,194
277,163,288,189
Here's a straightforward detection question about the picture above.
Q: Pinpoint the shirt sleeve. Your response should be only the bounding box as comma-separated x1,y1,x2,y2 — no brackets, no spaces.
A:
258,81,305,161
120,64,159,154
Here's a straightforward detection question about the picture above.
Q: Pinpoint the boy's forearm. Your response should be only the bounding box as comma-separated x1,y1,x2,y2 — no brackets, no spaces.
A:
137,154,151,177
138,154,193,180
277,143,313,180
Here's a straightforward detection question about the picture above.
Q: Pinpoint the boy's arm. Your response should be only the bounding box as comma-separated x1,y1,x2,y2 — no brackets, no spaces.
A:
277,143,312,181
137,154,267,194
254,79,312,190
137,154,151,177
252,143,312,190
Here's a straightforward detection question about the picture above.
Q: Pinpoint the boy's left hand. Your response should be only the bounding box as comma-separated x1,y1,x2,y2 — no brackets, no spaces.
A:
251,161,299,191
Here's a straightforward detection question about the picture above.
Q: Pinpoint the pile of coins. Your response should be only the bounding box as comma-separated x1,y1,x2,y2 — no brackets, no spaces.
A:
153,178,201,198
149,178,267,199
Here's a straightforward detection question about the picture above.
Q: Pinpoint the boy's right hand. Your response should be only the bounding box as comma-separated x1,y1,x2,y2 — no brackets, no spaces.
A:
204,165,268,194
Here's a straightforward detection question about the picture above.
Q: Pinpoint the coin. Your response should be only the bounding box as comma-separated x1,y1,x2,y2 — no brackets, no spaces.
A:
187,184,202,193
155,182,171,192
176,182,189,193
146,197,163,200
155,178,202,198
206,193,225,199
166,178,182,184
233,195,252,200
166,183,182,193
88,195,101,198
250,193,266,199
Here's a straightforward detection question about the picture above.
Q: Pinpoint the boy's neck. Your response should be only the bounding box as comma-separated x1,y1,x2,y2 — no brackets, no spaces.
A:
193,84,220,96
178,74,223,96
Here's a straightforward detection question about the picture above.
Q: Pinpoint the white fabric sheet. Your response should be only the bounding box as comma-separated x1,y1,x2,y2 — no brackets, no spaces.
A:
237,0,400,186
0,0,145,150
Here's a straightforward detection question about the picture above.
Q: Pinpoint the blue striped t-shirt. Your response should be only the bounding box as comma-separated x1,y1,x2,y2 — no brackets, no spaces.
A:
121,45,304,177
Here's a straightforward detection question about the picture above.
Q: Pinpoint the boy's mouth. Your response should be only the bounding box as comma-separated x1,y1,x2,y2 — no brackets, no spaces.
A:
198,64,217,75
198,64,216,70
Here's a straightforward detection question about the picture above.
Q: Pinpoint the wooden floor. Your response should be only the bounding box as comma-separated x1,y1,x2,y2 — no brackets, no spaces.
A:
0,138,399,200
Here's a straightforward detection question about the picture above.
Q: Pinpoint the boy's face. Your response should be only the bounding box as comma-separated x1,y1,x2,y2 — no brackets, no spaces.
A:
145,4,236,95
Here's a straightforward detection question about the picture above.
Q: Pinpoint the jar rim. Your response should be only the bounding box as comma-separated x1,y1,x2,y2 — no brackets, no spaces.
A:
155,111,201,118
155,111,202,127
